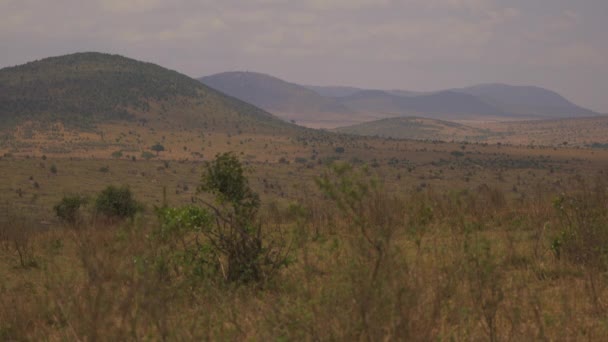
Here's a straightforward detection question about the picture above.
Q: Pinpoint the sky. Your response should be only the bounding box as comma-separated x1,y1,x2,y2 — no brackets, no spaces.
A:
1,0,607,112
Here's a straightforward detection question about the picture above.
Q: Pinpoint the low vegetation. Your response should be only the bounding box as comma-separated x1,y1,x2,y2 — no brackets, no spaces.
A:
2,52,608,341
2,151,608,340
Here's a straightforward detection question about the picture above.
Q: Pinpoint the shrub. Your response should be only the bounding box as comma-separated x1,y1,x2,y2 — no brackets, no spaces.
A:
195,152,289,283
141,151,156,160
153,205,218,281
551,179,608,270
54,195,88,225
0,210,38,268
95,185,140,220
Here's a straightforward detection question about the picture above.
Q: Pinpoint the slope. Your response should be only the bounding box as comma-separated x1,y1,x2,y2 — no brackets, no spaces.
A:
0,52,291,133
199,72,355,126
338,90,505,120
456,83,599,118
335,116,493,142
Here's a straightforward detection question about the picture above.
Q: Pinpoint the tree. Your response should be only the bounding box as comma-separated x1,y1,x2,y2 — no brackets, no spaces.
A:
151,143,165,156
95,185,139,220
195,152,286,283
54,195,87,225
141,151,156,160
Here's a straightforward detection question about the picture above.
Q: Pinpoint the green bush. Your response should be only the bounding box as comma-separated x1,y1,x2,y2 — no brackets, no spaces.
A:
196,152,289,283
141,151,156,160
153,206,217,281
54,195,87,224
95,185,140,220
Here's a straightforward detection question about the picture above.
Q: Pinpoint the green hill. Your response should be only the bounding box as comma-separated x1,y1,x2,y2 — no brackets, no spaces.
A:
335,116,494,142
0,52,291,133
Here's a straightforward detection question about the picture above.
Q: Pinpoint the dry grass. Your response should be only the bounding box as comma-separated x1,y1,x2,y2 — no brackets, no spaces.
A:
2,121,608,340
2,162,608,340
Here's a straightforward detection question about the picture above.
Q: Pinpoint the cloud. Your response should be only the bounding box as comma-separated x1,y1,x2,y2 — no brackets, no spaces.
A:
305,0,391,10
98,0,166,13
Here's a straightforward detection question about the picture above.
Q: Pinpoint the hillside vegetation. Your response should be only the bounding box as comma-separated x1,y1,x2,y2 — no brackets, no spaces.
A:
0,53,291,133
335,116,494,141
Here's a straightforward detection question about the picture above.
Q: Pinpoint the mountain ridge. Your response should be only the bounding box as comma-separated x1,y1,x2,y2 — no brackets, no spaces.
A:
199,71,356,126
200,71,599,128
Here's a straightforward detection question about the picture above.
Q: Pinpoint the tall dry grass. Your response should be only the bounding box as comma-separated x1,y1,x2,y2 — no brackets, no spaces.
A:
1,165,608,340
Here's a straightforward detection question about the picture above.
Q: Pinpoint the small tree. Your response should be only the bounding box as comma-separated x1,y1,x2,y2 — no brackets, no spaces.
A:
95,185,139,221
151,143,165,156
54,195,88,225
141,151,156,160
196,152,287,283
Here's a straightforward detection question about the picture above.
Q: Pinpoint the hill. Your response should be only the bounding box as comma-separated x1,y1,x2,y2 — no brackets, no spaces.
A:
455,83,598,118
335,116,493,141
199,71,599,128
199,72,355,127
339,90,506,120
0,53,291,133
465,115,608,146
336,114,608,147
303,85,365,98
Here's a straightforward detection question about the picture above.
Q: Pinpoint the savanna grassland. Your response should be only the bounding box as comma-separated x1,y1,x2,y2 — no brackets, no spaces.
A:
3,53,608,341
3,120,608,341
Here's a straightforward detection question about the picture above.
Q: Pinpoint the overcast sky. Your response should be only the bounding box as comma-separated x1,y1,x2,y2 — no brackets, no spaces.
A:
1,0,607,112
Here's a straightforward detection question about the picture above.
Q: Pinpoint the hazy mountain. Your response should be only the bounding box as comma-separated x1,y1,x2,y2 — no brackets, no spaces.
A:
339,90,505,120
0,53,290,133
197,71,600,128
304,85,366,98
386,90,425,97
304,85,423,98
455,83,598,118
199,72,355,126
335,116,492,141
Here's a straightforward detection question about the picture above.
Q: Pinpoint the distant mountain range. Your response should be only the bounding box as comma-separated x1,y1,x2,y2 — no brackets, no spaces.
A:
200,72,600,128
199,72,358,126
0,53,294,134
453,83,597,118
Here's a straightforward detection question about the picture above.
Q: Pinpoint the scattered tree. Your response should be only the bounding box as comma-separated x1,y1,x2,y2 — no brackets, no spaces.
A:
151,143,165,155
95,185,140,220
